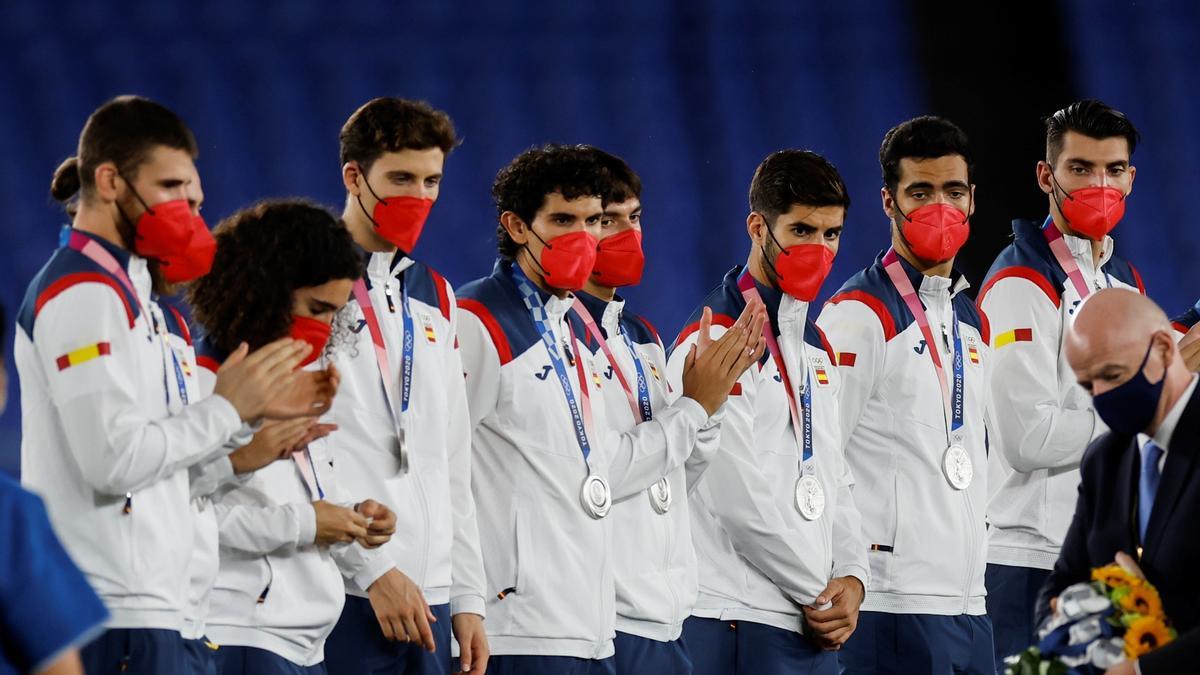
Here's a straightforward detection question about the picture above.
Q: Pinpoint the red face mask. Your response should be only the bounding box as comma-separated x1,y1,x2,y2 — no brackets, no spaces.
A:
289,315,333,368
359,174,433,252
159,215,216,283
896,202,970,263
591,228,645,287
770,242,835,302
529,229,598,291
1057,184,1126,241
131,198,196,260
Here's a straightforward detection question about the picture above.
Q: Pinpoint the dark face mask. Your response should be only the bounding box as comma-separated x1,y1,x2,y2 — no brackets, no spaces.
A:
1092,339,1167,436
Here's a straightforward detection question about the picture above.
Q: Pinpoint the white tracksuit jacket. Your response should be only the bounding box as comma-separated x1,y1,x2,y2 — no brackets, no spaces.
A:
670,266,868,634
455,260,713,659
819,251,992,616
195,341,394,667
15,229,252,631
574,291,722,643
977,217,1144,570
316,250,486,615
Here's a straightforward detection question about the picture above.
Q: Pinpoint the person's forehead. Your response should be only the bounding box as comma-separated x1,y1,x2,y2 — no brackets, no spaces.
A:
541,192,602,212
1059,132,1131,163
777,203,844,227
605,198,641,214
372,148,445,173
897,155,968,184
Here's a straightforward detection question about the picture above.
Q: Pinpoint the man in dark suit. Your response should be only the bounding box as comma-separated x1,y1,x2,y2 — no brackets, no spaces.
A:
1039,288,1200,674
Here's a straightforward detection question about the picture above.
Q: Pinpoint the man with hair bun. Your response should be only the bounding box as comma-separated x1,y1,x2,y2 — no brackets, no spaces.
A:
16,96,333,673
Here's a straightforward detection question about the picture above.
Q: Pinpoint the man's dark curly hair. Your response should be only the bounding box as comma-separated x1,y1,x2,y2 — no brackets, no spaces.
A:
492,144,607,260
188,199,362,355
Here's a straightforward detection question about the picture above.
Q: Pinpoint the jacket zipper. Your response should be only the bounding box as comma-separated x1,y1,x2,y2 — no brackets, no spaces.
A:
257,556,275,604
663,495,678,626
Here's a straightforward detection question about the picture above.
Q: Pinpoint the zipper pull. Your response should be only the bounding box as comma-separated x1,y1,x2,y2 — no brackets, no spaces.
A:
497,587,517,600
123,492,133,514
257,584,271,604
384,283,397,313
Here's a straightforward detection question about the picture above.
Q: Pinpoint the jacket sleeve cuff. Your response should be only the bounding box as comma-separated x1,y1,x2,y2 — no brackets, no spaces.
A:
352,554,396,592
832,564,870,592
205,394,246,438
450,594,487,618
675,396,712,428
292,503,317,546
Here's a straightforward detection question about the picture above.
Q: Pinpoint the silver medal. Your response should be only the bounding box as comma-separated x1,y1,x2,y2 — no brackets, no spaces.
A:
397,427,410,475
794,474,825,520
581,474,612,519
648,477,672,515
942,444,972,490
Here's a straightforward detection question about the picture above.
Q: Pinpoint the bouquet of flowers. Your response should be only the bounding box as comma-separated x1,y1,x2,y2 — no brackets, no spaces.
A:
1005,558,1176,675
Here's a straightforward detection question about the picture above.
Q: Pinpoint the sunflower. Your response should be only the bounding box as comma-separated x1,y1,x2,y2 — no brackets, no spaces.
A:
1119,584,1165,618
1124,616,1174,657
1093,564,1141,589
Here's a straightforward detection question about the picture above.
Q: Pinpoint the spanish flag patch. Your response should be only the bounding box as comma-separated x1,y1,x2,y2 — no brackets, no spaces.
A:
994,328,1033,349
968,345,981,364
593,369,602,387
423,316,437,343
815,366,830,385
649,364,661,381
56,342,111,371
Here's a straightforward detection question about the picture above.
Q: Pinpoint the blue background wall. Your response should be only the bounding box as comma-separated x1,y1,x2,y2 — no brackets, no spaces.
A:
1,0,1196,473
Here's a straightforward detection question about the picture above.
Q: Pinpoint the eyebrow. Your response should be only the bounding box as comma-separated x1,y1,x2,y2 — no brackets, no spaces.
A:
309,300,338,313
904,180,969,191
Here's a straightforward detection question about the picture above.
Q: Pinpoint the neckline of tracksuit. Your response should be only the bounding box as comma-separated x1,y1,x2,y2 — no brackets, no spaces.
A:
1042,215,1115,289
576,291,625,340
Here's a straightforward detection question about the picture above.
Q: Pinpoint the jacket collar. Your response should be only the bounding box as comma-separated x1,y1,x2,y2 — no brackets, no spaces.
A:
496,258,574,320
576,291,625,338
878,249,971,299
1041,215,1114,271
63,227,151,300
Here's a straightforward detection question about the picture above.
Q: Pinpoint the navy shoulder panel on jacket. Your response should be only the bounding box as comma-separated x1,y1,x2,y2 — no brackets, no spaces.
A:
456,270,542,365
17,242,142,339
404,260,453,321
826,254,914,341
1173,303,1200,334
669,267,747,358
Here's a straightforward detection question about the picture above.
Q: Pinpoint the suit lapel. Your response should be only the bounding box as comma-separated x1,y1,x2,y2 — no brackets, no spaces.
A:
1144,387,1200,554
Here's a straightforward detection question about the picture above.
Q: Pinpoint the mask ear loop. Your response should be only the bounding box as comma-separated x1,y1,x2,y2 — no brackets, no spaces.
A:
755,212,787,287
519,223,553,277
355,165,389,230
1046,169,1078,228
113,173,157,249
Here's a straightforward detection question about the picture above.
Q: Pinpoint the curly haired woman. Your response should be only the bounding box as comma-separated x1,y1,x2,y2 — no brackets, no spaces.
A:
186,199,400,675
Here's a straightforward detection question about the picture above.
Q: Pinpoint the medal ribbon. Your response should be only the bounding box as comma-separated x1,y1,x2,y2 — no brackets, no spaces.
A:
67,230,186,408
736,270,813,467
352,274,414,451
1042,216,1106,300
510,265,594,461
882,249,965,443
571,299,653,423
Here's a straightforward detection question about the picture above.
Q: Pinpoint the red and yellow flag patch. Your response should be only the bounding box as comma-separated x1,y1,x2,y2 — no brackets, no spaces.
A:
56,342,111,371
815,366,830,385
968,345,981,364
649,364,661,381
995,328,1033,349
422,316,437,343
